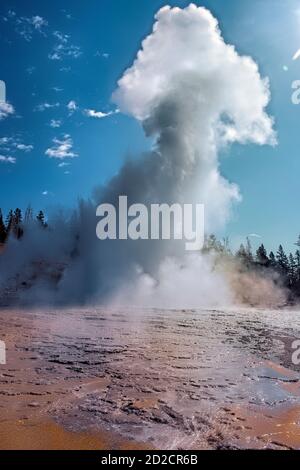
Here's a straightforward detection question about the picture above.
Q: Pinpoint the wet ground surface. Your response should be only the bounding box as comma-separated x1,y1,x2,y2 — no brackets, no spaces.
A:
0,307,299,449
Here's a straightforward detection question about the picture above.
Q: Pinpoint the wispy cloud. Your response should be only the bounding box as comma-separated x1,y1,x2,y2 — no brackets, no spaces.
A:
35,102,60,112
0,137,33,150
49,31,82,60
31,16,47,30
49,119,62,128
67,100,77,115
58,161,70,167
95,51,109,59
60,66,71,73
52,86,63,92
15,143,33,152
0,155,16,164
45,134,77,159
0,136,34,162
83,108,118,119
61,10,72,20
0,102,15,120
248,233,262,239
3,10,48,41
0,137,12,146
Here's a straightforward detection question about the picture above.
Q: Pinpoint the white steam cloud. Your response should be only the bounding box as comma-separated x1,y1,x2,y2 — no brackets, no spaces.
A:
105,4,276,307
113,4,275,233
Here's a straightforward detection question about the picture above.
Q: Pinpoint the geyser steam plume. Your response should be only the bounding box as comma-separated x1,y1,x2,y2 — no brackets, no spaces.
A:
0,4,277,306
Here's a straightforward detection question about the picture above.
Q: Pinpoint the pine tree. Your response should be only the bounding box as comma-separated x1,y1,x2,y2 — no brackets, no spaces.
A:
245,237,253,264
236,244,247,263
5,209,13,237
236,239,253,267
269,251,277,269
36,210,46,227
288,253,297,288
0,209,7,243
13,208,23,239
222,237,231,255
276,245,289,276
24,205,33,224
295,250,300,283
256,244,269,266
14,208,22,224
203,234,222,253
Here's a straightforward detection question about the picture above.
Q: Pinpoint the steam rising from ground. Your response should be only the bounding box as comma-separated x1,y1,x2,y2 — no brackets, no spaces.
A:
0,4,279,307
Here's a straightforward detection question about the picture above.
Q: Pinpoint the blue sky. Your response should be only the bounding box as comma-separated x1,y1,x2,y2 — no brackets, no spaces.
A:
0,0,300,253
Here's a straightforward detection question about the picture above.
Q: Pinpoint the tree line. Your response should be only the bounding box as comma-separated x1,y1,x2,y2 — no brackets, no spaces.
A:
1,206,300,300
203,234,300,300
0,207,46,243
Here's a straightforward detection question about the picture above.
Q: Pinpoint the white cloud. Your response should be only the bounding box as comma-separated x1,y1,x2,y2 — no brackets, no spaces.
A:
67,100,77,110
61,10,72,20
60,66,71,73
15,143,33,152
67,100,77,114
49,31,82,60
53,31,68,43
42,190,48,196
58,161,70,167
31,16,47,32
0,136,33,160
45,134,77,159
4,12,48,41
0,155,16,164
0,137,13,146
248,233,262,238
35,102,60,112
83,108,118,119
0,102,15,120
95,51,109,59
50,119,62,128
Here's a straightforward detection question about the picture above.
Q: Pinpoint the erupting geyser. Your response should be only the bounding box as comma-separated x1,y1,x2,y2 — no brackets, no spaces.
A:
0,4,277,307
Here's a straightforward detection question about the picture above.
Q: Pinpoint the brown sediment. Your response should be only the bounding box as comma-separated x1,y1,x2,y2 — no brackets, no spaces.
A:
0,307,300,449
230,404,300,450
226,360,300,449
0,418,150,450
0,309,151,450
281,381,300,396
